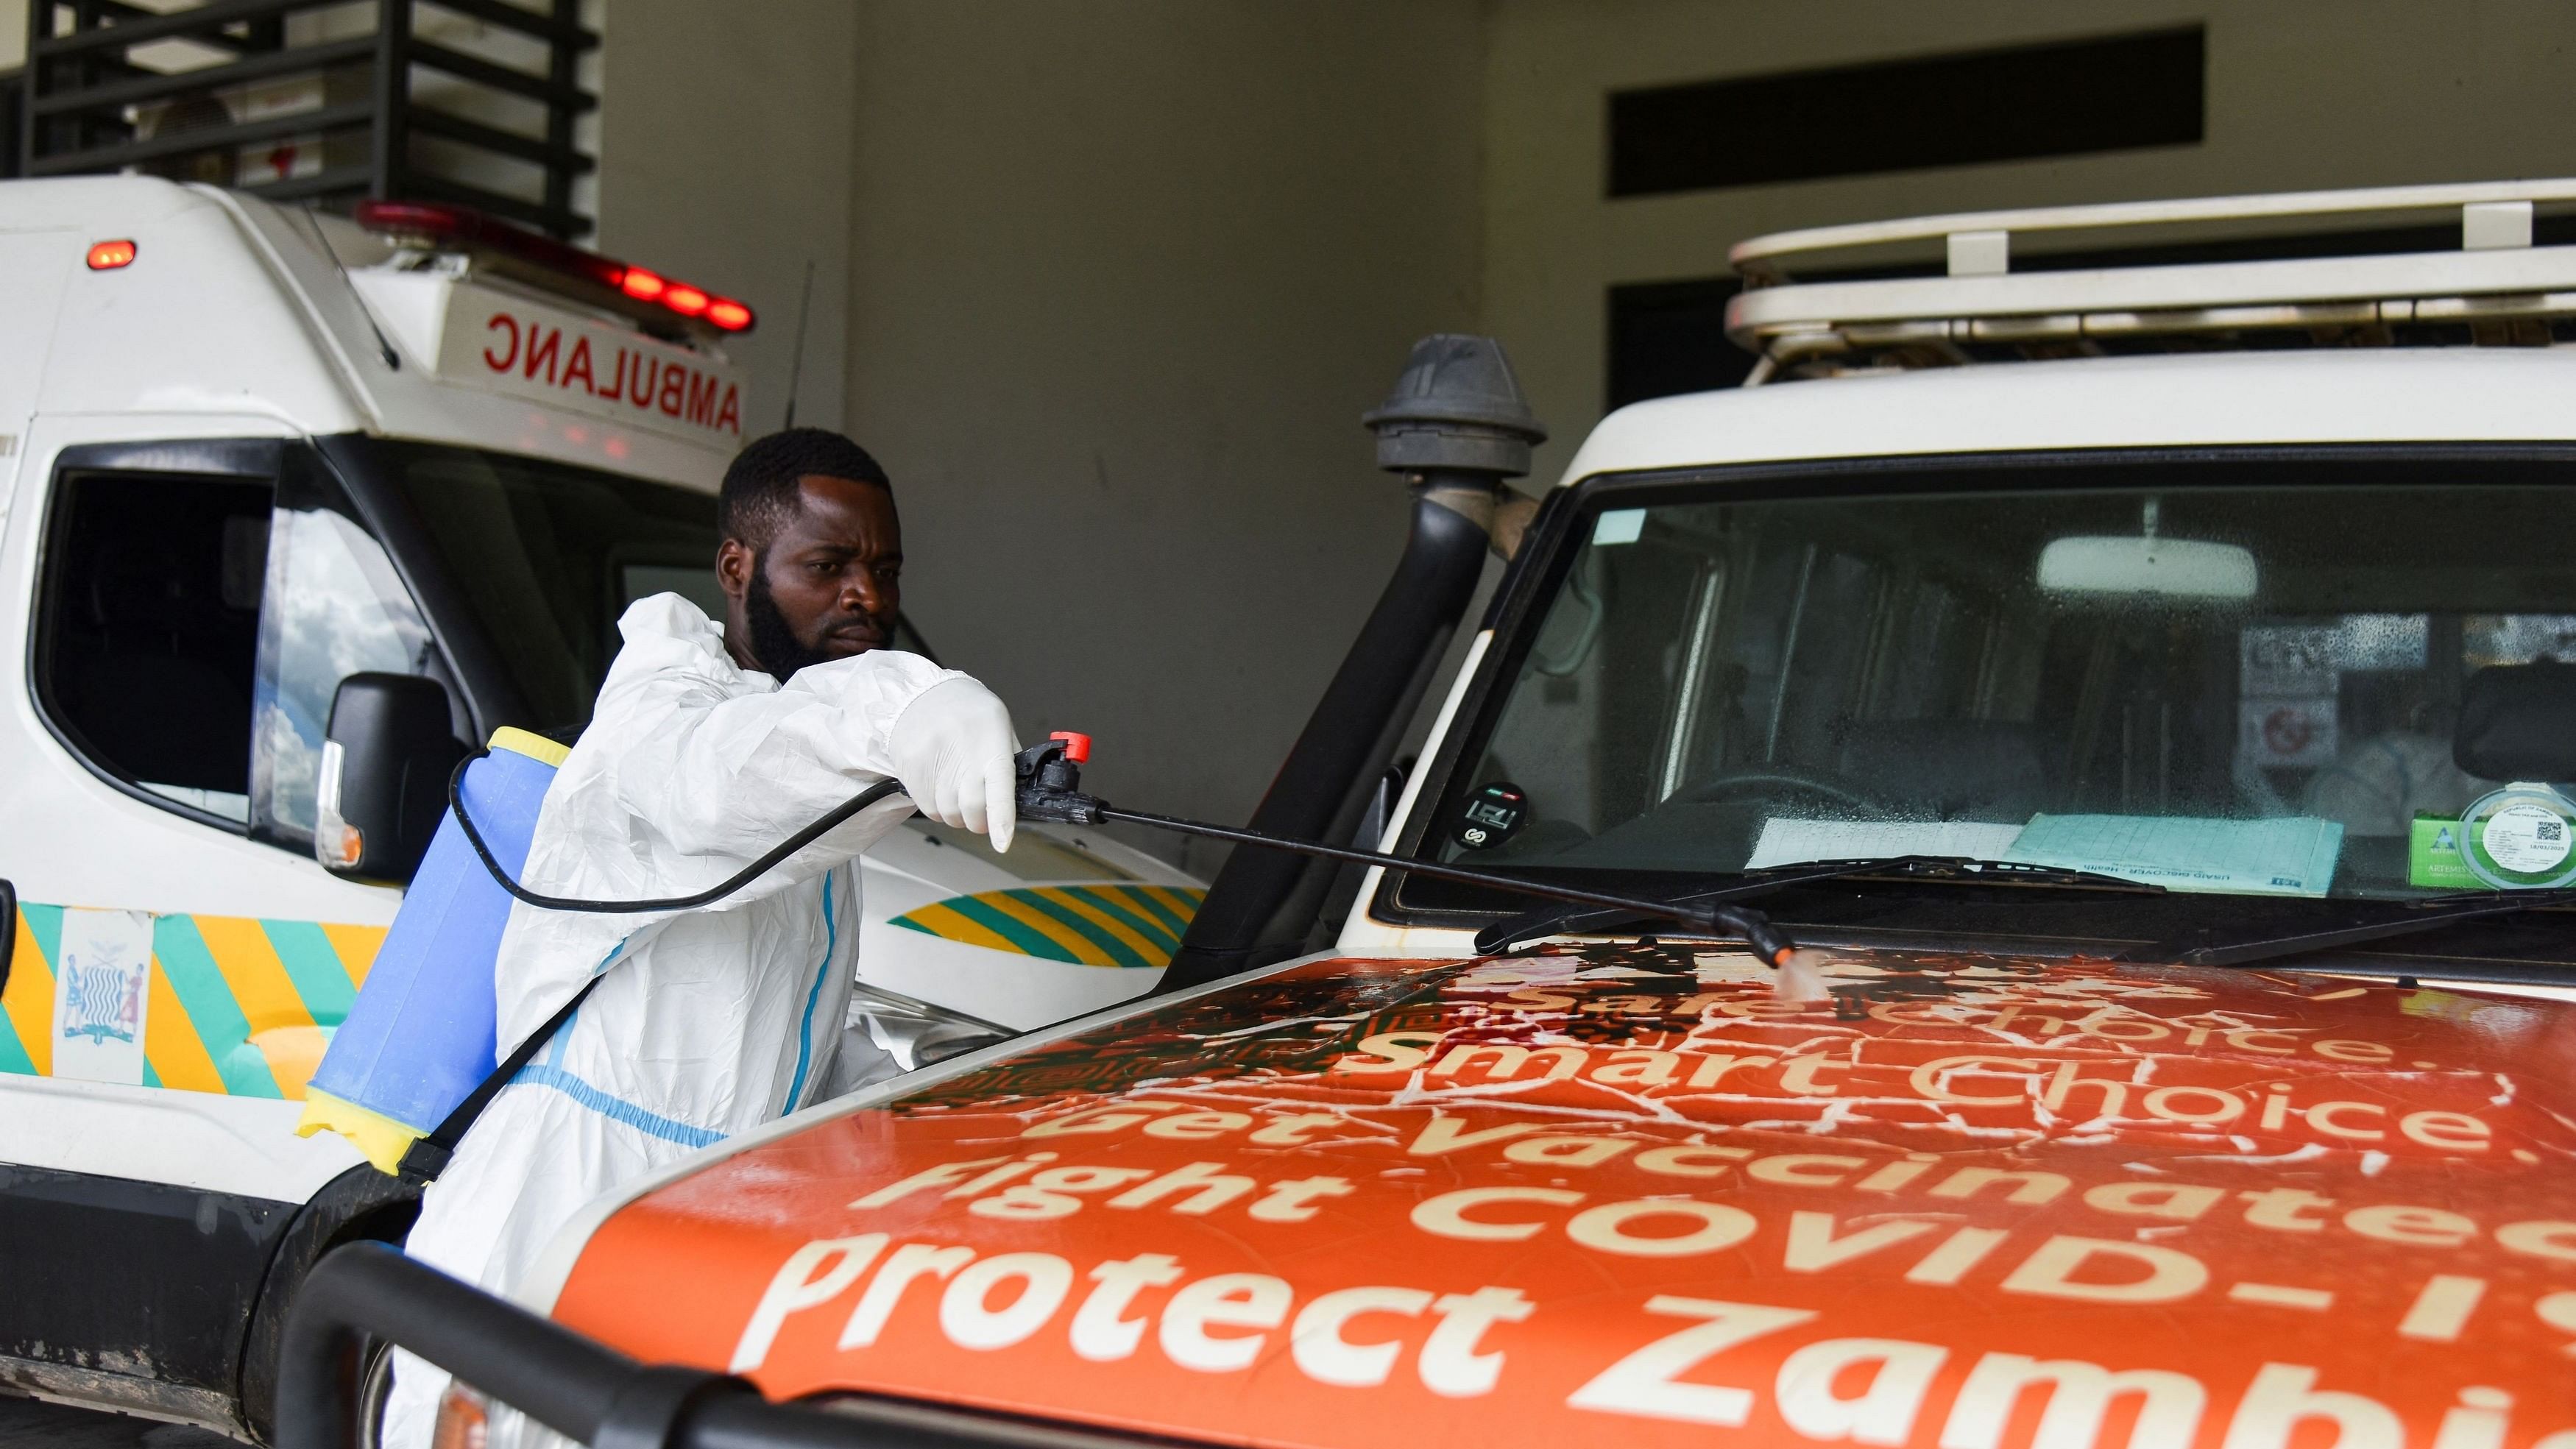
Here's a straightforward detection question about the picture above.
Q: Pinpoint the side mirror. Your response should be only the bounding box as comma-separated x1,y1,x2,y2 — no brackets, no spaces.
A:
317,673,464,885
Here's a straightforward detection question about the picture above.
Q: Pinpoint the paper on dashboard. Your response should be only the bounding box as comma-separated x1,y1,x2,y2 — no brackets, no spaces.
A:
1747,818,2029,870
2002,812,2344,896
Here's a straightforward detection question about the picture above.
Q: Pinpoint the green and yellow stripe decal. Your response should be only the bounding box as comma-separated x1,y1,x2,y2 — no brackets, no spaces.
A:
1,903,383,1099
891,885,1205,968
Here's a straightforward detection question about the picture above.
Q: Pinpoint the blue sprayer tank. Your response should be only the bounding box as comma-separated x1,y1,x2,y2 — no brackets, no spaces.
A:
296,727,568,1175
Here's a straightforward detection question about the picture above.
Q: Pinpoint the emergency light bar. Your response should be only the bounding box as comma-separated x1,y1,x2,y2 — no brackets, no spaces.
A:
354,200,754,335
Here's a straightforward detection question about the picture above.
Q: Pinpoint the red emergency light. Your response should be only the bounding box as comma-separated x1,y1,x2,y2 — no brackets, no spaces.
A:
87,238,136,270
353,200,754,335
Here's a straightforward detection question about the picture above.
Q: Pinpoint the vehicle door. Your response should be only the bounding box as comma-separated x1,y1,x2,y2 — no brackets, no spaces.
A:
0,419,450,1420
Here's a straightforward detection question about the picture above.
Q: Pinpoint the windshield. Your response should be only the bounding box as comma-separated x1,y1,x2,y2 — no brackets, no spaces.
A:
353,440,723,731
1432,452,2576,908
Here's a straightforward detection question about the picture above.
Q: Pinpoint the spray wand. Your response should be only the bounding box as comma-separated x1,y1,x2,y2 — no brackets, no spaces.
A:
1013,733,1797,966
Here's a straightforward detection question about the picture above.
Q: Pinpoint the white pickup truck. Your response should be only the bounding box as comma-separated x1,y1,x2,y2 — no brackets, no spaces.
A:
284,176,2576,1449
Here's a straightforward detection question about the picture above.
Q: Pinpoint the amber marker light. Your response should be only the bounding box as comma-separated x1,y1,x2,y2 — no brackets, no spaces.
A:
87,239,137,270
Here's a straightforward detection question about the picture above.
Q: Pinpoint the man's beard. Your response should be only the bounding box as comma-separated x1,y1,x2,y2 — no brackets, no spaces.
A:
743,563,840,681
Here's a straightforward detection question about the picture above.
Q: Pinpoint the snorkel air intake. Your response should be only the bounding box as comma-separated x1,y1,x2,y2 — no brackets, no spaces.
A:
1158,335,1546,992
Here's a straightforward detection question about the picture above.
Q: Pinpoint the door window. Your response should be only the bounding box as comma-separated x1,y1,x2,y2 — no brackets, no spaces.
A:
32,466,272,824
250,450,442,849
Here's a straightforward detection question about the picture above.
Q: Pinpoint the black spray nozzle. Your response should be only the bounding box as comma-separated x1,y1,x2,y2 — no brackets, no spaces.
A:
1725,911,1797,967
1016,732,1108,825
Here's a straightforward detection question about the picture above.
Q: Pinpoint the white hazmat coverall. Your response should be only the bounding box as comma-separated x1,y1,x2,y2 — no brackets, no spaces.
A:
383,593,1019,1449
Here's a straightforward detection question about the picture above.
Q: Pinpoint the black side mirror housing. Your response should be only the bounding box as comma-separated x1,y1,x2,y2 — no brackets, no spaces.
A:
319,673,464,885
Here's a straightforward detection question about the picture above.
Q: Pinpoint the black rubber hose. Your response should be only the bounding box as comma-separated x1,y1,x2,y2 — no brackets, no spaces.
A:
445,747,1795,960
444,751,906,914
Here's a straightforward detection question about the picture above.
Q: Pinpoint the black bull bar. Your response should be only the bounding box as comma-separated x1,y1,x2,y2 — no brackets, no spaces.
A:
279,1241,1166,1449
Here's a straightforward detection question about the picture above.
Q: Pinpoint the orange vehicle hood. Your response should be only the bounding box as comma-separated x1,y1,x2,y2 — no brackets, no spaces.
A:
550,947,2576,1449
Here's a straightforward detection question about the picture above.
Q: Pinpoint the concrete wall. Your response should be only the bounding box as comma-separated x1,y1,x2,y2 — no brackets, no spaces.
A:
590,0,856,436
1482,0,2576,483
838,1,1487,862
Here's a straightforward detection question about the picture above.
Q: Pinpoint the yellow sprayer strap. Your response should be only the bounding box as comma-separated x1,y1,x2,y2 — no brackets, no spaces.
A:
486,726,572,768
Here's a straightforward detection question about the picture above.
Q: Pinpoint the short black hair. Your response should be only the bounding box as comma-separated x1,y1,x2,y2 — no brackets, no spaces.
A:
719,428,892,548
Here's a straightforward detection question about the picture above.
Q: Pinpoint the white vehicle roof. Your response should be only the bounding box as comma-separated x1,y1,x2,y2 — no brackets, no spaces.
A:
0,175,742,490
1556,344,2576,486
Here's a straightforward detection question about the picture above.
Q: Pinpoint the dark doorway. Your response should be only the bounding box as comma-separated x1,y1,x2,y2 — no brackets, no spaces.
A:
1608,27,2205,199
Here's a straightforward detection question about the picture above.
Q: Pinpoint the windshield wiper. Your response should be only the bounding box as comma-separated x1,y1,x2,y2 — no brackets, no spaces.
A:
2150,888,2576,970
1473,855,2162,955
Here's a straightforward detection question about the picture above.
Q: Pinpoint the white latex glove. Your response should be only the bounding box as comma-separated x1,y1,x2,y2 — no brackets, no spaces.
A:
885,676,1021,851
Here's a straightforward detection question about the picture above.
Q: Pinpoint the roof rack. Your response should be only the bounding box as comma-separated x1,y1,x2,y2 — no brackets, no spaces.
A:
1726,178,2576,383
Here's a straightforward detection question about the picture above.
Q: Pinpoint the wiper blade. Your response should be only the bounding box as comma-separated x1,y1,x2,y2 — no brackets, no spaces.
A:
1473,854,2161,956
2154,888,2576,970
1475,859,1862,956
1752,855,2168,893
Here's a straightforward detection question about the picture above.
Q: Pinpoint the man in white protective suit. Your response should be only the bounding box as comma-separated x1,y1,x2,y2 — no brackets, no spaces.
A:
383,428,1020,1448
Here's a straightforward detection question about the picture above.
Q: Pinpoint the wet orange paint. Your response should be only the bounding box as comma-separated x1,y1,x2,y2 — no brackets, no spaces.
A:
553,949,2576,1449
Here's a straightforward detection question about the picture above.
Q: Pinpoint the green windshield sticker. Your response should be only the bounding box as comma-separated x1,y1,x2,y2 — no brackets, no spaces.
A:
2410,815,2477,890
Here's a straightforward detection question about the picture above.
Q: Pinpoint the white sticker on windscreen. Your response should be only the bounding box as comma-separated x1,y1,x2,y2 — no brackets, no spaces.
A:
1590,509,1646,546
2483,803,2572,874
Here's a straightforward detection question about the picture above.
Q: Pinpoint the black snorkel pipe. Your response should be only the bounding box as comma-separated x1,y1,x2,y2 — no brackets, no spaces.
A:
1156,335,1549,993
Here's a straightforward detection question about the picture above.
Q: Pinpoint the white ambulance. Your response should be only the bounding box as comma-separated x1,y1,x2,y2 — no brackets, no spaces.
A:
0,176,1194,1440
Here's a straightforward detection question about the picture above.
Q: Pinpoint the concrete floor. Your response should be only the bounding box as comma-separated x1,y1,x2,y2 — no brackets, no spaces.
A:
0,1397,237,1449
